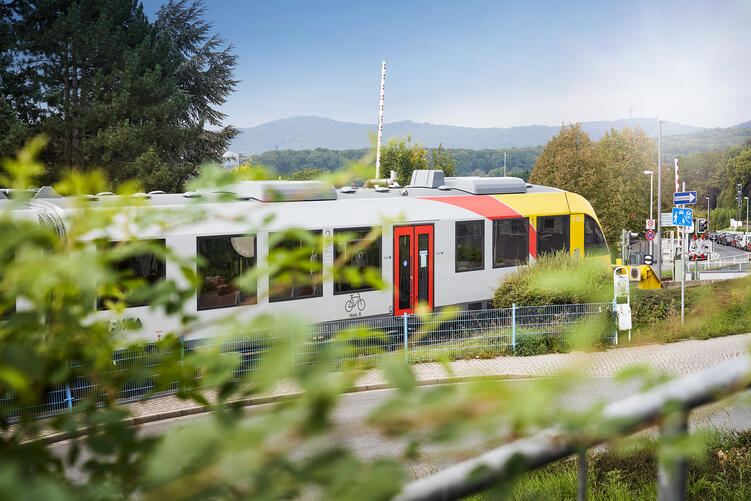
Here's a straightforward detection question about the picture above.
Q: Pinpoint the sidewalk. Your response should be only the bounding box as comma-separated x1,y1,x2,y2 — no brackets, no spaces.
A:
117,333,751,427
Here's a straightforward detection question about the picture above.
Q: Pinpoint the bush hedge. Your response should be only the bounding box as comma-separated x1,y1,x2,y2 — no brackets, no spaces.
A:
493,252,611,308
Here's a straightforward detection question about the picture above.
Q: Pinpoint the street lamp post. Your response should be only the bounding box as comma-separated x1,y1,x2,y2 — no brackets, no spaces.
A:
656,119,664,278
644,170,654,256
643,170,654,220
745,196,749,244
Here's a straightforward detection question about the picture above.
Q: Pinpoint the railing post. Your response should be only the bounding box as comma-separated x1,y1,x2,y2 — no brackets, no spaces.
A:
178,336,185,392
612,297,618,346
657,410,688,501
577,450,587,501
65,384,73,411
403,312,409,363
511,303,517,353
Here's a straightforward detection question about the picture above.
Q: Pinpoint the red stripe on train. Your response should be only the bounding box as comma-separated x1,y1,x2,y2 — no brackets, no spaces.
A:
421,195,521,219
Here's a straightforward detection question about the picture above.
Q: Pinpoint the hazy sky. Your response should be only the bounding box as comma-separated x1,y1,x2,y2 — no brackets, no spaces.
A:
143,0,751,129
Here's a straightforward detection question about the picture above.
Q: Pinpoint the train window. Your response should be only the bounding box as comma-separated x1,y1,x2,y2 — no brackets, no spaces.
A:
455,220,484,272
197,235,257,311
269,230,323,302
584,216,608,255
537,215,569,255
98,239,166,309
334,227,381,294
493,218,529,268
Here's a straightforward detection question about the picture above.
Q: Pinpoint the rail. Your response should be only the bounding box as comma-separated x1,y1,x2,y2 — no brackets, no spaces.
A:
393,356,751,501
695,253,750,271
2,302,615,420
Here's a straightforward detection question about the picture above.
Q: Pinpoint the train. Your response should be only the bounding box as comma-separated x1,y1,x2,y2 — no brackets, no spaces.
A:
1,170,609,340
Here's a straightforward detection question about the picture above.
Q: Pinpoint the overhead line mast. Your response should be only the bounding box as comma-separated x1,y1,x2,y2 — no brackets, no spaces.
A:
375,60,386,180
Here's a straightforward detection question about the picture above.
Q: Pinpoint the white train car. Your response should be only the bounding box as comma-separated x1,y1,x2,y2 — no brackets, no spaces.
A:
3,170,609,340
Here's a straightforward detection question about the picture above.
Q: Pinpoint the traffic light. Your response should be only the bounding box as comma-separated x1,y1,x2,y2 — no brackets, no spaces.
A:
697,218,707,233
620,229,639,264
626,231,638,246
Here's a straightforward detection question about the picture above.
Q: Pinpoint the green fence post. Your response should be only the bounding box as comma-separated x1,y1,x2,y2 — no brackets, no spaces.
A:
612,298,618,346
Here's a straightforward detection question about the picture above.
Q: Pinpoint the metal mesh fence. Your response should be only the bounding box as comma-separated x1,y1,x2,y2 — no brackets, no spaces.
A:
1,302,614,421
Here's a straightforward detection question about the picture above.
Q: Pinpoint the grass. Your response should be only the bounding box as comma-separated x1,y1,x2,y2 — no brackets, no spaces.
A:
630,275,751,344
464,431,751,501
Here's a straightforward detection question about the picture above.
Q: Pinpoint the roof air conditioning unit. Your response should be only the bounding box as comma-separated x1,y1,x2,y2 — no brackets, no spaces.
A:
629,266,642,281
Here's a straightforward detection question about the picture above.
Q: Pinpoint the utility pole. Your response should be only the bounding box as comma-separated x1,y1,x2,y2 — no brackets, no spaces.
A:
656,119,664,279
503,151,507,177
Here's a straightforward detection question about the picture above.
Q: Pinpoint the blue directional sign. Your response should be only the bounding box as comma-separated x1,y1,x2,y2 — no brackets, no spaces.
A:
673,191,697,204
672,207,693,227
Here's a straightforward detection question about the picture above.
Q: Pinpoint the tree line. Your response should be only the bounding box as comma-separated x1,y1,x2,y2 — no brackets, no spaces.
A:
0,0,236,192
529,124,751,243
250,145,538,182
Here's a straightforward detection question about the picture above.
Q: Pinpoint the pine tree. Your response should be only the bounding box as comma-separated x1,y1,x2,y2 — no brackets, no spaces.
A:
155,0,238,172
4,0,237,191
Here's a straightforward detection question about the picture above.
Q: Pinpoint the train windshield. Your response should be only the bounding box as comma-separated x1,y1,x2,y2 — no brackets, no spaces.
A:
584,216,608,256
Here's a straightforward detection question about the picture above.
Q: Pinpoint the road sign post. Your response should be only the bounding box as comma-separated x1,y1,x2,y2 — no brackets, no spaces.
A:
646,230,655,241
682,229,687,324
672,205,694,326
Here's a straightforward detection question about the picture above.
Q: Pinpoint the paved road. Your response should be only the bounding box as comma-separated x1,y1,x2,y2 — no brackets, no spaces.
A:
713,241,749,259
51,376,751,483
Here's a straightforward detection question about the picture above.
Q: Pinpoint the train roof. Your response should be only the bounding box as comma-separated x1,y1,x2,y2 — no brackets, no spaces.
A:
2,171,562,210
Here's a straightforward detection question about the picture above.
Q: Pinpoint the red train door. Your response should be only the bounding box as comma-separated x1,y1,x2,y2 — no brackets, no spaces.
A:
393,225,434,316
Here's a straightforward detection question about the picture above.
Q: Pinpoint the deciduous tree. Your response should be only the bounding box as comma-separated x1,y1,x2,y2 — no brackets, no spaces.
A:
530,124,656,244
379,134,429,186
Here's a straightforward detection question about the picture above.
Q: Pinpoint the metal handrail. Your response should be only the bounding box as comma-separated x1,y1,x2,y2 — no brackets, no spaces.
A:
393,356,751,501
696,253,750,271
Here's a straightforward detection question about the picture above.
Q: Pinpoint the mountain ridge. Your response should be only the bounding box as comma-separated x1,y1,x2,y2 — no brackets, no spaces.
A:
229,115,702,154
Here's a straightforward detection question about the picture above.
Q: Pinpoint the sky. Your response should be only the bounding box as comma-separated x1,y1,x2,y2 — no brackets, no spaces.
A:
142,0,751,129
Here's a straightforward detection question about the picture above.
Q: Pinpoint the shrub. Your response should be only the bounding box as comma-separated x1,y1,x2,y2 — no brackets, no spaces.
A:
631,276,751,343
513,333,568,356
493,252,611,308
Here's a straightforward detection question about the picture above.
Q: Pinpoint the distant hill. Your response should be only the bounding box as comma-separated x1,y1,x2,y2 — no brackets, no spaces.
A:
733,120,751,128
247,128,751,182
662,127,751,157
230,116,700,154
